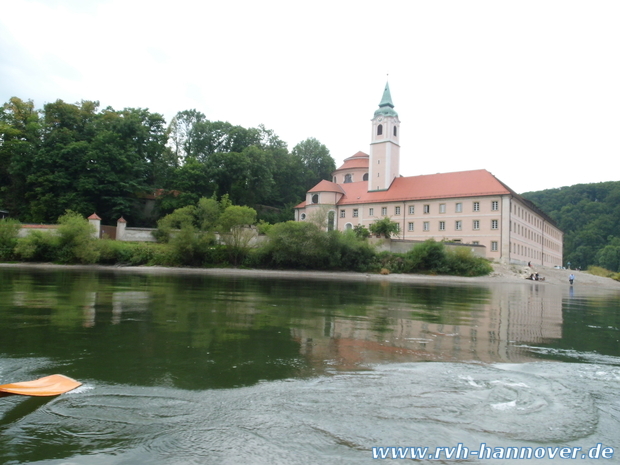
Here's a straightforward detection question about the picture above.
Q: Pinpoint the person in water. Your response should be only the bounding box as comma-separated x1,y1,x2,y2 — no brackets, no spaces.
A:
569,273,575,285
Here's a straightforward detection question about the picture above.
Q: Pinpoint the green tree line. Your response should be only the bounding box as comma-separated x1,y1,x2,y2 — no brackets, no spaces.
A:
523,181,620,271
0,97,335,226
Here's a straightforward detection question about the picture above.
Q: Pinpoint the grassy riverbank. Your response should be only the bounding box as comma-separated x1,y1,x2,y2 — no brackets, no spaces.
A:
1,215,493,277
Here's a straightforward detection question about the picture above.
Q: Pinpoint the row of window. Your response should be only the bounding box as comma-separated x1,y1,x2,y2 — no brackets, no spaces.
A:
377,124,397,137
338,201,500,217
402,219,499,232
334,173,369,184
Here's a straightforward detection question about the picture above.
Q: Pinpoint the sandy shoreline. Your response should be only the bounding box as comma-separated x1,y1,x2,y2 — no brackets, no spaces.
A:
2,261,619,290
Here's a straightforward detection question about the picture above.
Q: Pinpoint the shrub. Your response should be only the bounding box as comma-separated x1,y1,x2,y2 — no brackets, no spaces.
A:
0,218,21,260
353,224,371,239
55,211,100,264
444,247,493,276
405,239,448,273
334,230,376,271
153,205,196,243
262,221,333,269
218,205,257,265
14,230,57,262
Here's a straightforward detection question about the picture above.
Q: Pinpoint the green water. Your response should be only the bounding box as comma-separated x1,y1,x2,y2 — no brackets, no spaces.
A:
0,267,619,464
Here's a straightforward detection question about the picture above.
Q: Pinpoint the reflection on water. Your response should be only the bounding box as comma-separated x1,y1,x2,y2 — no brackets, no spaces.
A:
0,267,619,464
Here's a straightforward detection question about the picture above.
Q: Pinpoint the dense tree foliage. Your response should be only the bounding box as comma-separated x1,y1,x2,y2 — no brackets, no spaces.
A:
523,181,620,270
0,98,336,227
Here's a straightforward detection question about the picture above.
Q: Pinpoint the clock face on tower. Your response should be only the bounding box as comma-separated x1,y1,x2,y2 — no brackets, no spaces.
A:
377,117,383,122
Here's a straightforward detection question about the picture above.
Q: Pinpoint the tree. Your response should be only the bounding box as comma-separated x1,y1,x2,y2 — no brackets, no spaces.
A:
291,138,336,189
218,205,257,265
369,217,400,238
595,242,620,272
0,97,42,217
353,224,371,239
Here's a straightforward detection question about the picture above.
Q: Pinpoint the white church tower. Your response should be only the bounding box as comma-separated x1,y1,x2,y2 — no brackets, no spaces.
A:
368,83,400,191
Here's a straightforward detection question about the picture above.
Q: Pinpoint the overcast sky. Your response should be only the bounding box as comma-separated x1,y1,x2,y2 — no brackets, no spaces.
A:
1,0,618,194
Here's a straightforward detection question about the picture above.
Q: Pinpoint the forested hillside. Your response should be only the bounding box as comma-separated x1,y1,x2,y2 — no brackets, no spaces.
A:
523,181,620,271
0,97,335,226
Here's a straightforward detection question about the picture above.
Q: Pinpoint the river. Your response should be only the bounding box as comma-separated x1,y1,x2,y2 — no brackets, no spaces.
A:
0,267,619,464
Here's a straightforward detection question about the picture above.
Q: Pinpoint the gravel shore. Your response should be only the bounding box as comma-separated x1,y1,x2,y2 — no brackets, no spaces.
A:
2,262,619,290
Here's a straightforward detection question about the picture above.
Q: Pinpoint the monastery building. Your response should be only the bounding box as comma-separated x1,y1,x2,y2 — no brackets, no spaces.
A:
294,84,563,266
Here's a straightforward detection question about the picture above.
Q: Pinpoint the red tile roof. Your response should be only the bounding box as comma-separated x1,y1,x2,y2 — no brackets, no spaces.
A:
335,152,369,170
308,180,345,194
336,169,511,205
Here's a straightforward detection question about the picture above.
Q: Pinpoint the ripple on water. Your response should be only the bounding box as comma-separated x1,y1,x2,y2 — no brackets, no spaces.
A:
2,361,618,465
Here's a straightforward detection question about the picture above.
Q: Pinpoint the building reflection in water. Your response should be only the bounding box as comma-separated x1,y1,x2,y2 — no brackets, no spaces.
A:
293,283,563,367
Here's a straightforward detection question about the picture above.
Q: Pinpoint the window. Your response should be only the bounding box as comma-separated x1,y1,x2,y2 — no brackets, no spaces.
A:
439,203,446,213
300,213,306,220
491,241,498,251
408,222,414,231
408,205,415,215
377,124,383,135
332,176,336,183
369,207,374,216
492,201,499,211
473,201,480,212
423,221,430,231
491,219,498,230
340,210,345,218
455,220,462,231
393,126,397,136
353,209,358,218
472,241,479,245
363,173,368,181
344,174,352,183
473,220,480,230
311,194,319,204
439,221,445,231
456,203,462,213
381,207,387,216
395,206,401,215
345,223,353,230
424,204,430,214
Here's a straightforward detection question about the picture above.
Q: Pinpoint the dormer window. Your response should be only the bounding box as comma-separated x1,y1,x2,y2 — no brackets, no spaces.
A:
377,124,383,135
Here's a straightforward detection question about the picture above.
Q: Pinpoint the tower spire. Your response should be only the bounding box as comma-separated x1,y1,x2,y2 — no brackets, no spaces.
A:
374,82,398,117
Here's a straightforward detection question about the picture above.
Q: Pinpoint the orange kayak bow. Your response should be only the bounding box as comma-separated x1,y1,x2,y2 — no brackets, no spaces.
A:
0,374,82,397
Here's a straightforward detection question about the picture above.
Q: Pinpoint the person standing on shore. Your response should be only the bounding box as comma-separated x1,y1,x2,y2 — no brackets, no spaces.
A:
569,273,575,285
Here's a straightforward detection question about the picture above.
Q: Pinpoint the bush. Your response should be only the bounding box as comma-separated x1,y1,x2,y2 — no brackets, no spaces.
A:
0,218,21,260
335,231,376,271
262,221,333,269
444,247,493,276
14,230,57,262
405,240,448,273
55,211,100,264
153,205,196,243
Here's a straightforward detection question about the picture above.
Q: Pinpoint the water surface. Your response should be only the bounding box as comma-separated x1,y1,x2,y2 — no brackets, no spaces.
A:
0,268,618,464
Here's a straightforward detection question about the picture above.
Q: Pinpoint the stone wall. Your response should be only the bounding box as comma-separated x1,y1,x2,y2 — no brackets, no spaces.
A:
368,237,487,257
